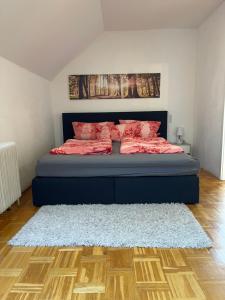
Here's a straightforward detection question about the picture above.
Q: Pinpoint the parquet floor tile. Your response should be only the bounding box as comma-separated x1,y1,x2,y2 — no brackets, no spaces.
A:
0,170,224,299
106,270,135,300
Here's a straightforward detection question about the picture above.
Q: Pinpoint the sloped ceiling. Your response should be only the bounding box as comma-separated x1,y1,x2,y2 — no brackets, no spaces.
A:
0,0,104,79
102,0,224,30
0,0,223,79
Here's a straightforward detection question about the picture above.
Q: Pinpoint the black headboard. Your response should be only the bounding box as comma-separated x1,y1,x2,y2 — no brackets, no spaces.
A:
62,111,168,142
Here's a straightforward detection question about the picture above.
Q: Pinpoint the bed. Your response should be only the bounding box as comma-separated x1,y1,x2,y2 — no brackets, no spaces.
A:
32,111,200,205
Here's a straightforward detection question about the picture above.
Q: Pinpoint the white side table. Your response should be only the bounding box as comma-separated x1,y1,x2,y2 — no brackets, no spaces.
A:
173,143,191,155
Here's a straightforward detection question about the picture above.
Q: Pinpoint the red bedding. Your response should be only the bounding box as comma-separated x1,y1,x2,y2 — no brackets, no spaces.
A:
50,139,112,155
120,137,184,154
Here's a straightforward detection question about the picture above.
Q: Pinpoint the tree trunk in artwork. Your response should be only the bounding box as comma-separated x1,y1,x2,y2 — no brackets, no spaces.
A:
147,76,151,97
155,75,160,97
88,76,91,98
78,76,84,99
78,75,88,99
127,74,140,98
117,75,122,97
151,75,159,97
83,76,89,98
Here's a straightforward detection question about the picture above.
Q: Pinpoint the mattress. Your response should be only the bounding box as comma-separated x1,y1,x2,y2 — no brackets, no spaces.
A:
36,142,200,177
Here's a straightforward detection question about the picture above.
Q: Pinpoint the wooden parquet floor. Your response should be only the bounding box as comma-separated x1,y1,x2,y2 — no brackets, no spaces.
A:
1,170,225,299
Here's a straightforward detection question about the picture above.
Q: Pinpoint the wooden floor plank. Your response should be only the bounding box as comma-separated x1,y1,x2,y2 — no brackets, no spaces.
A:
105,270,135,300
74,259,107,294
39,276,75,300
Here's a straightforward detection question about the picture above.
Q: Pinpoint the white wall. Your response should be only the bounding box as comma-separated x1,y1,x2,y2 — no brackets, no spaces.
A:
194,2,225,178
51,30,197,146
0,57,54,191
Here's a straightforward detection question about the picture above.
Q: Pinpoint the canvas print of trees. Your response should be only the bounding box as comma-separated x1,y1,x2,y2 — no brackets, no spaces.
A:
69,73,160,100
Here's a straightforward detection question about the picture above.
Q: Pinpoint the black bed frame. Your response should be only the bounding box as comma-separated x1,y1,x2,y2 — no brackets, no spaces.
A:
32,111,199,206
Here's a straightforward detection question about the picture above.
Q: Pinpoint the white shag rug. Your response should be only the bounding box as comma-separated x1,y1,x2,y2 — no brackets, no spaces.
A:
9,204,212,248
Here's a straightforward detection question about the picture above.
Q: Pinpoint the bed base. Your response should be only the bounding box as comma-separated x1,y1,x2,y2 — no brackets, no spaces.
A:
32,175,199,206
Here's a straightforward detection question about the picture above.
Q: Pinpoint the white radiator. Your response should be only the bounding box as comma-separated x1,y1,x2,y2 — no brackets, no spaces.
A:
0,142,21,213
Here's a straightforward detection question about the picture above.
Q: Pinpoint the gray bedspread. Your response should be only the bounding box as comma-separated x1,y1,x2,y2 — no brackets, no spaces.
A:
36,142,200,177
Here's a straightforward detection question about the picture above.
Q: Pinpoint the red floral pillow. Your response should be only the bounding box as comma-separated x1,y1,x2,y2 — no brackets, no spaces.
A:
72,122,96,140
72,122,114,140
111,123,141,141
96,123,114,139
119,120,161,138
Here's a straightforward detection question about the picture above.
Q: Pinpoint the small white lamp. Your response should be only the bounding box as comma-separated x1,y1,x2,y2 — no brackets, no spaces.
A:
176,127,184,145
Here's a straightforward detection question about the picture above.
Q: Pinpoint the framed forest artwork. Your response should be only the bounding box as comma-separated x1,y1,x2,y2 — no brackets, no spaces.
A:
69,73,160,100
